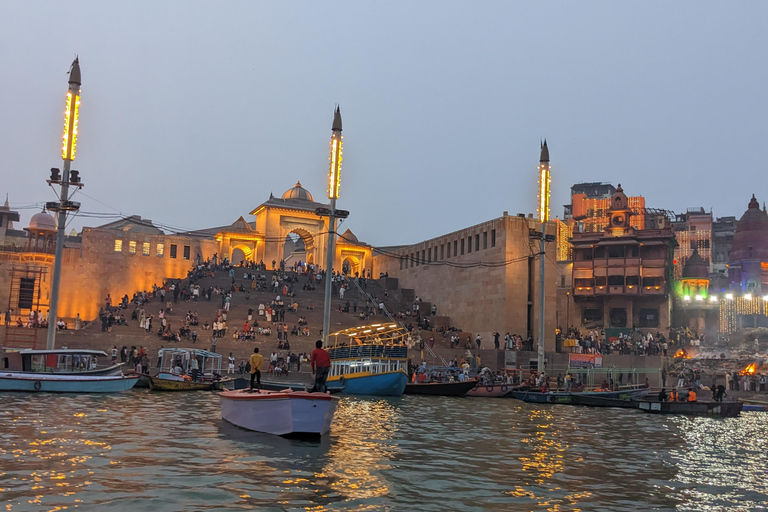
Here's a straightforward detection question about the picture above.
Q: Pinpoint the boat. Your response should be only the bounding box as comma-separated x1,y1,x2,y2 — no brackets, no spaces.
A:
509,386,650,405
148,348,231,391
636,399,743,417
220,388,339,436
404,379,478,396
0,348,139,393
225,378,344,394
325,323,409,396
465,382,515,398
0,348,124,376
0,372,140,393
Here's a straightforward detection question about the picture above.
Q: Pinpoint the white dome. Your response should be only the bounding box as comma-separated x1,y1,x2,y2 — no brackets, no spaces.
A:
27,211,56,232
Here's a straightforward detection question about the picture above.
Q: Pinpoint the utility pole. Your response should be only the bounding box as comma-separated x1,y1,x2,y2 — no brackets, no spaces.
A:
46,57,84,350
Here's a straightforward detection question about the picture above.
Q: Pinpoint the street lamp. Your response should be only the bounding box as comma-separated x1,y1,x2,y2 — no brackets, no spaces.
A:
46,57,84,350
322,106,343,346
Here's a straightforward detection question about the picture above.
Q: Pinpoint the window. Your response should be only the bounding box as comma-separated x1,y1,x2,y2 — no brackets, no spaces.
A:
440,245,444,260
399,256,403,270
467,236,472,254
639,308,659,328
18,278,35,309
427,248,432,263
483,232,488,250
607,276,624,286
582,308,602,325
129,241,137,254
476,234,480,251
560,275,566,287
156,243,164,257
461,239,465,255
421,250,425,264
142,242,150,256
453,240,457,257
609,308,627,327
183,245,190,260
491,229,496,247
114,240,123,252
625,275,639,286
608,246,625,258
170,244,177,259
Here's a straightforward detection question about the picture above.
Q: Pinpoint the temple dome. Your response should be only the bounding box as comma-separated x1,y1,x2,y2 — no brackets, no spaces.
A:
729,194,768,262
26,211,56,233
281,181,314,201
682,249,709,279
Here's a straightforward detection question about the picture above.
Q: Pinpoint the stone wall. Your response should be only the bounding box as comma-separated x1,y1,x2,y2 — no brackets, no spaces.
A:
372,214,558,350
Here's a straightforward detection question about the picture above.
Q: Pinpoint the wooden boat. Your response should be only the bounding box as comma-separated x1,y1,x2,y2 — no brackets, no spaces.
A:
0,372,140,393
220,388,339,436
466,382,515,398
510,386,650,405
569,394,642,408
636,399,743,417
404,379,478,396
148,348,230,391
325,324,409,396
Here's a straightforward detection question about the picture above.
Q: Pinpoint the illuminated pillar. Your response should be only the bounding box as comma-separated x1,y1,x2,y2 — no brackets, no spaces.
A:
537,140,551,372
47,57,82,350
322,106,343,346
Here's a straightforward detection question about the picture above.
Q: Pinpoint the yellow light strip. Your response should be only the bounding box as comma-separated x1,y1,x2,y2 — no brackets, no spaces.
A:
61,90,80,160
538,163,551,223
328,135,342,199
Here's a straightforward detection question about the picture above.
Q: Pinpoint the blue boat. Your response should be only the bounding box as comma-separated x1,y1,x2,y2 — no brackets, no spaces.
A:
326,323,409,396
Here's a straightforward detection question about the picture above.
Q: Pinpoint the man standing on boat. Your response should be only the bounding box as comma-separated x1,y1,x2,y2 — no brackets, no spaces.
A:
311,340,331,393
249,348,263,391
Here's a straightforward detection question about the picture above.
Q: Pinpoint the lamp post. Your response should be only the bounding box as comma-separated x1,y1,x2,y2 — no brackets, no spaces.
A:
536,140,551,373
46,57,84,350
321,107,343,346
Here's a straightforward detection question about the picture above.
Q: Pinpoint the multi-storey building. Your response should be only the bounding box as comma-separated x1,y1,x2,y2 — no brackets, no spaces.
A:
672,208,713,280
569,185,676,333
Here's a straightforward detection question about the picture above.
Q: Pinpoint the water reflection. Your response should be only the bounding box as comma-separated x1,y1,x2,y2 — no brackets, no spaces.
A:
0,392,765,511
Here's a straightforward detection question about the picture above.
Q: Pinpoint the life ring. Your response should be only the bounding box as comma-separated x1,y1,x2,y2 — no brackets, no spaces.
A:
547,395,557,403
501,385,508,393
339,376,346,386
33,380,42,391
486,385,494,392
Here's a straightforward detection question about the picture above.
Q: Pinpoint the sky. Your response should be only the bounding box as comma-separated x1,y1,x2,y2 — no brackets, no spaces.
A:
1,1,766,247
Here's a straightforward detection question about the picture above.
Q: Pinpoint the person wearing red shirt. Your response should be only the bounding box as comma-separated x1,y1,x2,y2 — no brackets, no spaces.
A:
310,340,331,393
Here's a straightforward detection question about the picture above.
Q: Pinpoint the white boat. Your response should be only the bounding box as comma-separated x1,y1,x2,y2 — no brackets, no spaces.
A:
220,388,339,436
0,348,139,393
0,372,140,393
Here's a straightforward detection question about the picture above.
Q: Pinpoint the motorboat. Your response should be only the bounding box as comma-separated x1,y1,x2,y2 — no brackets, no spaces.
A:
220,388,339,436
0,348,138,393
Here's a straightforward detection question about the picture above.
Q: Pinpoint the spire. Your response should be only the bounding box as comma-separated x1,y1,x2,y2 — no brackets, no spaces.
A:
539,139,549,163
332,105,342,132
68,56,81,86
748,194,759,210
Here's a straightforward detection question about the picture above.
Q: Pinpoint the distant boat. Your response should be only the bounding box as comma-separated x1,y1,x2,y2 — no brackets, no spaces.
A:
636,399,743,417
0,348,138,393
465,382,515,398
325,323,409,396
509,386,650,404
148,348,230,391
404,379,478,396
220,388,339,436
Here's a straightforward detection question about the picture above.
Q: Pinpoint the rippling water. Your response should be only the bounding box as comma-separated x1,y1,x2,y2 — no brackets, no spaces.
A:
0,390,766,511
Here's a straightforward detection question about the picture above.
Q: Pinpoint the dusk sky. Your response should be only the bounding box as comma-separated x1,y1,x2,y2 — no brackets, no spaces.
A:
2,1,766,247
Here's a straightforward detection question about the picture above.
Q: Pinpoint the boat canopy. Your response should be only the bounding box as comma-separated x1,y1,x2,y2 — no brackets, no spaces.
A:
158,348,222,376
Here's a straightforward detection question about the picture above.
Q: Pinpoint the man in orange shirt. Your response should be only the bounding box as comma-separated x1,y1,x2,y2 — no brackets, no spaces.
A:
311,340,331,393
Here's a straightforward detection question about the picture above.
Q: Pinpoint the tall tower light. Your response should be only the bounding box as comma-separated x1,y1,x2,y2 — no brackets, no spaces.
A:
321,106,346,346
46,57,84,349
536,140,551,373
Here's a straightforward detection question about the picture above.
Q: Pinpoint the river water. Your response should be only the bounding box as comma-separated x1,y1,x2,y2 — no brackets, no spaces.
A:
0,391,766,512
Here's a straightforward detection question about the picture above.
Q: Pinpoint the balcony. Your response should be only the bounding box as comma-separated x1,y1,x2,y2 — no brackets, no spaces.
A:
608,285,624,294
642,286,666,295
574,287,594,296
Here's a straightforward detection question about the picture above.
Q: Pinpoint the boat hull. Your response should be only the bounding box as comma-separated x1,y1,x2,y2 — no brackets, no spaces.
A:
148,376,228,391
637,400,743,417
220,389,338,436
0,373,140,393
404,379,478,396
465,383,514,398
327,371,407,396
510,387,650,404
